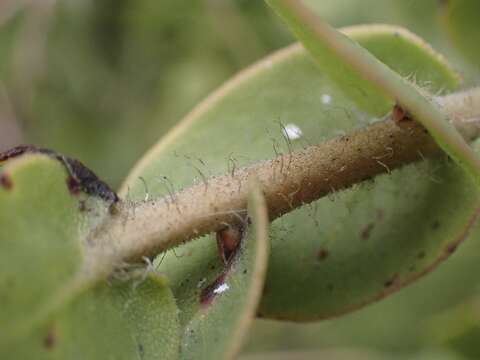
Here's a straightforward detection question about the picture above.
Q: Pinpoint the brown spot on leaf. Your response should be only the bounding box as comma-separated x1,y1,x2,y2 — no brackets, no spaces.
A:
201,222,248,307
216,225,244,265
431,220,440,230
361,222,375,240
392,104,413,123
446,243,457,254
317,248,329,262
0,173,13,190
384,274,399,288
417,251,426,259
43,325,57,350
0,144,42,162
66,176,81,195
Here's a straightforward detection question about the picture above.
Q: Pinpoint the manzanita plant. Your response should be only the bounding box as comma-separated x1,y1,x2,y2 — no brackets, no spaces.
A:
2,0,480,358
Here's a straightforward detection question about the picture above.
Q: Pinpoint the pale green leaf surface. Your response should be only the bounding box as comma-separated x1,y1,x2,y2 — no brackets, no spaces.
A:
239,349,467,360
344,25,460,94
240,349,386,360
266,0,480,188
0,155,88,340
242,217,480,352
270,8,460,117
178,185,269,360
120,27,476,321
441,0,480,69
0,155,180,358
4,275,180,360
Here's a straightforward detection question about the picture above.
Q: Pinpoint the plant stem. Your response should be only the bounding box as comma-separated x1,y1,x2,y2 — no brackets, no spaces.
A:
88,89,480,267
266,0,480,187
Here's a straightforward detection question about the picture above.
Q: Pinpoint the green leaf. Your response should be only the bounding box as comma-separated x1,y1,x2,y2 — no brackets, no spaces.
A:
343,24,460,99
4,275,180,360
120,25,474,321
267,1,462,118
426,291,480,359
240,349,386,360
0,155,180,358
265,0,480,188
174,184,269,360
440,0,480,69
239,349,468,360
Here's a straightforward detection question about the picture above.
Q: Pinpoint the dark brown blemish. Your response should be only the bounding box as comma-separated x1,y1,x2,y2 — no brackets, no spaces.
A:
0,173,13,190
66,176,81,195
0,145,119,206
446,243,457,254
361,222,375,240
63,157,119,204
417,251,426,259
431,220,440,230
43,326,57,350
384,273,399,288
317,248,329,262
201,222,247,307
392,104,413,123
0,144,45,162
216,225,244,265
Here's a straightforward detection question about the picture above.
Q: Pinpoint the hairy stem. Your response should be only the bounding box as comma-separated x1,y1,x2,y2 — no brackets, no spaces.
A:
266,0,480,186
89,89,480,268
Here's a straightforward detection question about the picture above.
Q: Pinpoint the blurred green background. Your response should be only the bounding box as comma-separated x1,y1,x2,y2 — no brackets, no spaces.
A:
2,0,480,358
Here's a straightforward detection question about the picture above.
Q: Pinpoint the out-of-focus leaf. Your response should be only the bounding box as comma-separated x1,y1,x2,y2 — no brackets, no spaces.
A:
120,25,472,321
440,0,480,69
239,349,467,360
426,292,480,359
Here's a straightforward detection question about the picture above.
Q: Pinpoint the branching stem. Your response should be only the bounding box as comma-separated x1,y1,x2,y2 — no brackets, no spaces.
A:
89,88,480,269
